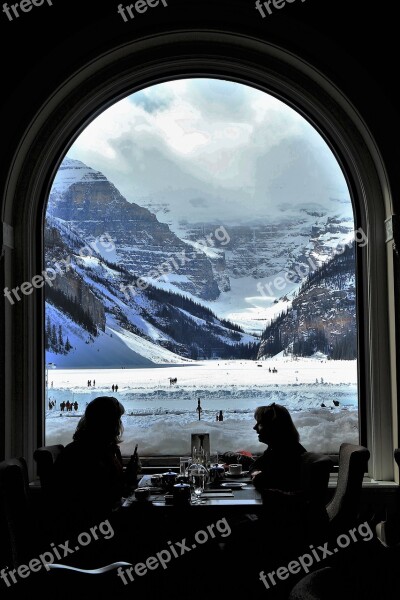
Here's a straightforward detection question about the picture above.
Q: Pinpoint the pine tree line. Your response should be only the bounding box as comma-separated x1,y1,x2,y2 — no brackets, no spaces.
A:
259,243,357,360
45,316,72,354
46,286,98,336
157,305,256,359
144,285,245,333
298,243,355,295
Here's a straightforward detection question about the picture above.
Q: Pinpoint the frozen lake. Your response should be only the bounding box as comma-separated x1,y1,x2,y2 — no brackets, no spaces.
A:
46,356,359,455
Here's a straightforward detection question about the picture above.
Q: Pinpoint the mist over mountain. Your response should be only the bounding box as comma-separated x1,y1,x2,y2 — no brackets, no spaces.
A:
47,158,220,302
45,161,258,367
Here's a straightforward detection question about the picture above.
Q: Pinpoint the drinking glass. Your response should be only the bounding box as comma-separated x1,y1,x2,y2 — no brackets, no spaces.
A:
179,457,190,477
192,471,205,504
188,464,206,504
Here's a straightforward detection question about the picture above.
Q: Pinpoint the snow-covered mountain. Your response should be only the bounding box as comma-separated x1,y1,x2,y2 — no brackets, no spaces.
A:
142,195,354,333
47,158,220,301
257,243,356,360
44,215,258,368
45,156,356,366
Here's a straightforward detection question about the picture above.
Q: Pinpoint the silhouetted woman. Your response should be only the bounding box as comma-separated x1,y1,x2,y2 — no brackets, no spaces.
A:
52,397,138,537
250,403,307,492
221,405,311,599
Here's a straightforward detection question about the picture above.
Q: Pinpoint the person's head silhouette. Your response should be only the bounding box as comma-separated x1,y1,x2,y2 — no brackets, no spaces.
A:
73,396,125,446
253,403,299,448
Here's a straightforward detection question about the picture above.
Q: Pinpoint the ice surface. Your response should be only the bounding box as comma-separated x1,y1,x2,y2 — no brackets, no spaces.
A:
45,357,358,455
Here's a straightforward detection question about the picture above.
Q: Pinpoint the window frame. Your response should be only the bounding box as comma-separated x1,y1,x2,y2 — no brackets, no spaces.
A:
1,31,396,480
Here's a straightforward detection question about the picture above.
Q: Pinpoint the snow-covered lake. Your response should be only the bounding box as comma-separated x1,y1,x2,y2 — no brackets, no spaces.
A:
45,356,358,455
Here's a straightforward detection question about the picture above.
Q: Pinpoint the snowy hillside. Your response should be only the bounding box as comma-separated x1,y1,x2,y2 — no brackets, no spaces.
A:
45,216,258,367
45,156,357,366
258,243,356,359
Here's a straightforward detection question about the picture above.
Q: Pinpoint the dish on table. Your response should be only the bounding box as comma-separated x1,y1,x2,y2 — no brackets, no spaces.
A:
225,470,249,478
220,482,247,489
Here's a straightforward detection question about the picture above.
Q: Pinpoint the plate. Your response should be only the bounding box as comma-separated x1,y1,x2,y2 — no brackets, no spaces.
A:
221,482,247,489
225,470,249,478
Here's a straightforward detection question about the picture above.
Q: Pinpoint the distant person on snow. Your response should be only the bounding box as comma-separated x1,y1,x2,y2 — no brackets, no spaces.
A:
196,398,202,421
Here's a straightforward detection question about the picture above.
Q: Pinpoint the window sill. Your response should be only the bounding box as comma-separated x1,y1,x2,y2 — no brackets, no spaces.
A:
328,474,398,488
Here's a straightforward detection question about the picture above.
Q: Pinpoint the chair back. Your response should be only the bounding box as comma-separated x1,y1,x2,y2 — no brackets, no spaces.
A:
0,457,37,567
288,566,347,600
394,448,400,468
34,444,64,491
300,452,334,507
326,443,370,532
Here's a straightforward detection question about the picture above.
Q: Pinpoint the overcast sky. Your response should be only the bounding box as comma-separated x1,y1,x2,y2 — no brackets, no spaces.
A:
67,78,352,224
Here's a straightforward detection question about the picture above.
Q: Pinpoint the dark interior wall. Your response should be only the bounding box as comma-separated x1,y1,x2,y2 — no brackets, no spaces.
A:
1,1,399,192
1,1,399,179
0,0,399,460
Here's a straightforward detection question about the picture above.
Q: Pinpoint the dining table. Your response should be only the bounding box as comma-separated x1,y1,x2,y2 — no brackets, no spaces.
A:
122,472,263,510
120,473,264,558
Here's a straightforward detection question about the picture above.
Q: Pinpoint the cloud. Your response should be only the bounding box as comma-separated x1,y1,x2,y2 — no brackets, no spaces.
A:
67,78,352,224
129,89,173,113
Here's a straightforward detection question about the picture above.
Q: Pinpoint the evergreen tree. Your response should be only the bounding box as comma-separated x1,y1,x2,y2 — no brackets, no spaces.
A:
51,324,57,348
58,324,64,349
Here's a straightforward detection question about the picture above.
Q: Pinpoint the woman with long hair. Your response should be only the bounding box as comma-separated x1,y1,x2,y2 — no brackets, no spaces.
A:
250,402,307,492
51,396,139,538
221,405,310,599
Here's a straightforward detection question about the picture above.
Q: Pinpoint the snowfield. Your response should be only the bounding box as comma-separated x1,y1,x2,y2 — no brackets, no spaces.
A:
46,356,358,455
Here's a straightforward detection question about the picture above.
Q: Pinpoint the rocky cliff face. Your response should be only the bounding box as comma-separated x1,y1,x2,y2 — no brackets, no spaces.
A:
44,222,106,332
44,216,258,363
47,159,220,300
175,214,354,287
51,271,106,332
257,244,356,359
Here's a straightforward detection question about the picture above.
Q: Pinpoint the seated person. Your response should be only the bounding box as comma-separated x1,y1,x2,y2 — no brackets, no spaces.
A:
249,403,330,542
47,397,171,595
49,397,149,562
249,403,315,550
250,403,307,493
220,404,322,599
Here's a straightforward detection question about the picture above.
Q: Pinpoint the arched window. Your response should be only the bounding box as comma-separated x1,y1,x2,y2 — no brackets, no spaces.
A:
44,78,360,458
1,32,395,480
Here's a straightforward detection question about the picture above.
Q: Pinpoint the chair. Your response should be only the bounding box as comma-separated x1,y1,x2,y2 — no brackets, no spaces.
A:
33,444,64,491
375,448,400,548
288,566,351,600
0,457,41,568
256,452,333,567
298,452,334,543
300,451,334,508
0,457,131,598
395,448,400,468
326,443,370,534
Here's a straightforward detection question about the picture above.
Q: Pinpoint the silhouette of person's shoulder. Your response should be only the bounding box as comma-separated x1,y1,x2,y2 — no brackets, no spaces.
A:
53,441,87,481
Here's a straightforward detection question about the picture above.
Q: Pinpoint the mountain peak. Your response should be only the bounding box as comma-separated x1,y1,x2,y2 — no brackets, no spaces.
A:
50,156,109,198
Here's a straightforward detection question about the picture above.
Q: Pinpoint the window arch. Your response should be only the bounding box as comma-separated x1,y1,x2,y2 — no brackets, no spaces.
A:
1,31,396,479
